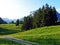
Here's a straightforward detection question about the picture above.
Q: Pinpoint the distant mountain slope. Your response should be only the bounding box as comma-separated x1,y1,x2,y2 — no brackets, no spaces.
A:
56,12,60,21
2,18,12,23
0,18,7,24
2,18,24,23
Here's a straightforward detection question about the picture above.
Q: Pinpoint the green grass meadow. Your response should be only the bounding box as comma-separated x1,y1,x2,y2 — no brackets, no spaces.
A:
11,25,60,45
0,24,21,35
0,24,60,45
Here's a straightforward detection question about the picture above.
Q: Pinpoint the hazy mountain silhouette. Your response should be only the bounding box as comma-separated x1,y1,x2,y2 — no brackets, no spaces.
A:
0,17,7,24
2,18,12,23
3,17,24,23
56,12,60,21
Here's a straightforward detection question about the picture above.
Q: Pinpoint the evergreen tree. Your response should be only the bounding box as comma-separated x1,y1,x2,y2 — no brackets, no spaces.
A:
11,21,14,24
44,4,57,26
16,19,19,26
33,8,43,27
22,16,33,30
21,4,58,30
19,21,23,24
52,7,57,24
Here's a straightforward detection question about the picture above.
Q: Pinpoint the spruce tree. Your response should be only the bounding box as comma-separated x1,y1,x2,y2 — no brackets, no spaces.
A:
22,16,33,30
16,19,19,26
21,4,58,30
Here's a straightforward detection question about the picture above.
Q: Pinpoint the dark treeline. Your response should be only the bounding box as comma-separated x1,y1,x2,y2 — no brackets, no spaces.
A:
9,19,23,25
22,4,57,30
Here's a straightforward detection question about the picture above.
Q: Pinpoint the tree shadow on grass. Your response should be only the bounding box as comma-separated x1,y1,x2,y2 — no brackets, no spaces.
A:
0,27,21,35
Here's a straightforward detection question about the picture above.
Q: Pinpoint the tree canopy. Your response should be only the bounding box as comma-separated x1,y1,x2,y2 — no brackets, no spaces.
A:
22,4,57,30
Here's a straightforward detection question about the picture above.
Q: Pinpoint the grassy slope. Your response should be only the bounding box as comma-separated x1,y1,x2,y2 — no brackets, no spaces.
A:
0,24,21,35
0,24,25,45
0,24,60,45
11,25,60,45
0,38,25,45
0,24,21,30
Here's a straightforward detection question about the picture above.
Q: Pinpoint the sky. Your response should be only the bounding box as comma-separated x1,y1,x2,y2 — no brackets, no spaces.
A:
0,0,60,19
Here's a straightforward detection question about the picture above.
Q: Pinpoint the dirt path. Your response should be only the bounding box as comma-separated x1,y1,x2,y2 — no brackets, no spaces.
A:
0,36,40,45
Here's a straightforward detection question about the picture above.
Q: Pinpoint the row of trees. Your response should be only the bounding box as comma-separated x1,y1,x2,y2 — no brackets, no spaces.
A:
22,4,57,30
10,19,23,26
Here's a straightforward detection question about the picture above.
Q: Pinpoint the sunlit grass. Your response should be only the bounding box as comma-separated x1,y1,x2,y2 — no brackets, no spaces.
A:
0,24,21,30
11,25,60,45
0,24,60,45
0,24,22,35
